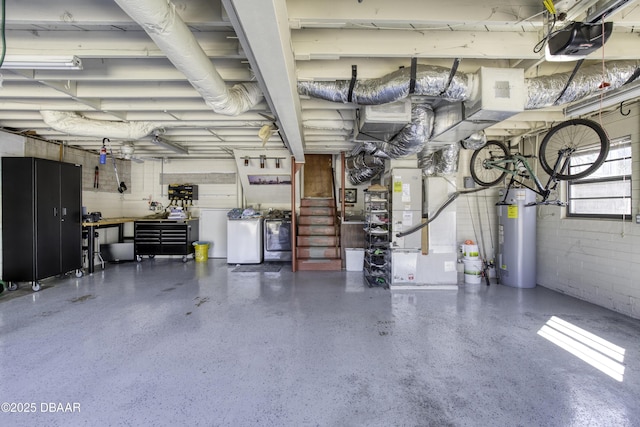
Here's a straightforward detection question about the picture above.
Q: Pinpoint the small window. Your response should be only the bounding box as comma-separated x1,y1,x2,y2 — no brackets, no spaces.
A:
567,136,632,219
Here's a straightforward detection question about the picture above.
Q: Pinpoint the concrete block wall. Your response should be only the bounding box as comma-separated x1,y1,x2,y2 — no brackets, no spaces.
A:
455,113,640,320
537,209,640,318
536,104,640,319
23,137,132,218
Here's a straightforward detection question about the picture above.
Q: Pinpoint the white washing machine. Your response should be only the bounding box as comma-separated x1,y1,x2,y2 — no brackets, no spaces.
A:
227,217,263,264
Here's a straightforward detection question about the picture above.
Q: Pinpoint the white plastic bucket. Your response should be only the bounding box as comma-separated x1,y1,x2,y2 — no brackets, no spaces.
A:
463,258,482,284
461,244,479,259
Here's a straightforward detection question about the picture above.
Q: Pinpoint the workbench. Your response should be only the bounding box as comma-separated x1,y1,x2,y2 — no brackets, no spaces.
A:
82,217,138,274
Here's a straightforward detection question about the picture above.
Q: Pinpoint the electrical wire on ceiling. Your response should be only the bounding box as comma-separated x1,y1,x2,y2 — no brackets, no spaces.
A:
533,1,559,54
0,0,6,68
348,6,505,32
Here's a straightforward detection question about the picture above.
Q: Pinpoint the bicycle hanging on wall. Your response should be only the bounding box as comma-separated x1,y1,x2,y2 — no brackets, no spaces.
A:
469,118,610,205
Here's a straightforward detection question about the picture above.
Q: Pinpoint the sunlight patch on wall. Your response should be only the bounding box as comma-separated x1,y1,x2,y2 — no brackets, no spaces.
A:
537,316,626,382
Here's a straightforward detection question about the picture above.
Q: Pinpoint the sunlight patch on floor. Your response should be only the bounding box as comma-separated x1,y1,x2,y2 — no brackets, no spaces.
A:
537,316,626,382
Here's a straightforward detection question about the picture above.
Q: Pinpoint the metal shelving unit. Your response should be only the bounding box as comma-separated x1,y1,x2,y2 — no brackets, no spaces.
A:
363,188,389,288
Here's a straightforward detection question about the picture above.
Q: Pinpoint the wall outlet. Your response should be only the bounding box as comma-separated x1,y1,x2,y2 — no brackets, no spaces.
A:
636,213,640,224
463,176,475,188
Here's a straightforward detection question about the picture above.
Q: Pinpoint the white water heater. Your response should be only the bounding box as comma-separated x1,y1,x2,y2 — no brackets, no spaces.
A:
497,188,536,288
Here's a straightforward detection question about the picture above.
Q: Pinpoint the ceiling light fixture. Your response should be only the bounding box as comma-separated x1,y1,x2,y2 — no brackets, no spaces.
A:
151,136,189,155
0,55,83,70
564,80,640,117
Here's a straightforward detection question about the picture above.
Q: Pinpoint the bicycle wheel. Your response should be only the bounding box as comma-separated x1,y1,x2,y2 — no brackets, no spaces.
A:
470,140,509,187
539,119,609,181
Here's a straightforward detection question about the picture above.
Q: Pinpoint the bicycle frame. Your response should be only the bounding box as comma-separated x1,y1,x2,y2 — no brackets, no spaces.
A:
484,151,572,205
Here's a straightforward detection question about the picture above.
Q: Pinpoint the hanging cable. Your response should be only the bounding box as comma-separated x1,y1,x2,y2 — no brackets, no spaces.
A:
596,16,612,142
533,9,557,54
0,0,6,67
395,187,491,237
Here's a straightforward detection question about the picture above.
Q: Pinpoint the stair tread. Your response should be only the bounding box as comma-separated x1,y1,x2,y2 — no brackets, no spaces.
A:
295,199,340,268
297,258,342,271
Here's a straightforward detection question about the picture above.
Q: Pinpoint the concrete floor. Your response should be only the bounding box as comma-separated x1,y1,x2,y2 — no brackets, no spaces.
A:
1,258,639,427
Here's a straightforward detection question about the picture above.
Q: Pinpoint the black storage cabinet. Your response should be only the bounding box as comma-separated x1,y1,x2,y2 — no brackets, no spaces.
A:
2,157,83,291
134,219,199,262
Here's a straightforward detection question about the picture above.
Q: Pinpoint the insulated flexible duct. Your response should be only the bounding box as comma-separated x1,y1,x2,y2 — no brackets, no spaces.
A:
301,60,639,182
346,153,385,185
114,0,262,116
41,111,159,140
417,147,437,176
435,143,460,175
358,104,434,158
355,142,391,158
460,131,487,150
299,60,638,111
525,61,639,109
418,143,460,176
298,65,471,105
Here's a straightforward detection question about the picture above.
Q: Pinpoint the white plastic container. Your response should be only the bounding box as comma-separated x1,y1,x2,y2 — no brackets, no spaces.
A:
345,248,365,271
461,244,479,259
463,258,482,284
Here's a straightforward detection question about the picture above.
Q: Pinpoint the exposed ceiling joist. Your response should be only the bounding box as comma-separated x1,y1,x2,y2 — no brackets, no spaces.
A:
0,0,638,158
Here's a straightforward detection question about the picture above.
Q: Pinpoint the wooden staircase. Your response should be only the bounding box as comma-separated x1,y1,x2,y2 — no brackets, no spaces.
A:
295,198,342,271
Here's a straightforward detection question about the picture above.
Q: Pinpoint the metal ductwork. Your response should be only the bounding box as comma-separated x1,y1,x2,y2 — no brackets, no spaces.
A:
418,144,460,176
356,104,434,159
40,111,159,140
303,60,639,183
346,105,433,181
298,65,472,105
460,131,487,150
346,153,386,185
114,0,262,116
299,60,639,112
525,60,639,109
430,67,525,143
